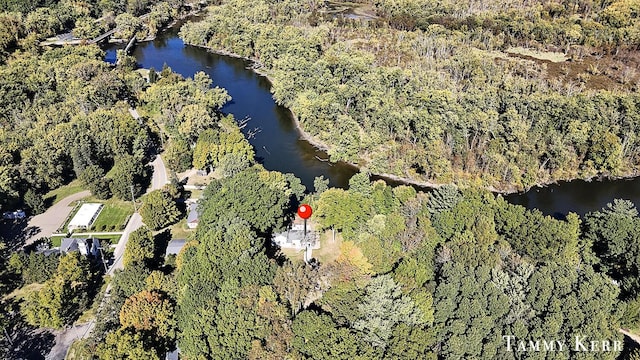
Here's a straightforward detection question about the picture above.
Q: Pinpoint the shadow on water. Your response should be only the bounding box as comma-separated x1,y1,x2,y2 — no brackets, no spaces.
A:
106,24,358,191
105,23,640,217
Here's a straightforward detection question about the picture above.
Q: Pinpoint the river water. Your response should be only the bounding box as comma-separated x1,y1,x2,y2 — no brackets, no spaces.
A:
105,25,640,218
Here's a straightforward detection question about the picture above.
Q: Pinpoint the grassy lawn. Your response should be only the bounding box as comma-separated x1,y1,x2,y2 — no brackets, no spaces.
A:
314,230,342,264
186,189,204,199
51,235,65,247
44,180,86,206
61,198,133,234
91,201,133,232
171,218,195,240
3,283,45,301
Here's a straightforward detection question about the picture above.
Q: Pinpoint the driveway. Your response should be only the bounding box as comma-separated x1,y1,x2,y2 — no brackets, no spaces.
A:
23,190,91,247
45,322,94,360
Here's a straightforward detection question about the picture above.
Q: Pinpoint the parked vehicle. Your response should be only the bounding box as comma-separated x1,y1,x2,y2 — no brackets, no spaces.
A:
2,210,26,220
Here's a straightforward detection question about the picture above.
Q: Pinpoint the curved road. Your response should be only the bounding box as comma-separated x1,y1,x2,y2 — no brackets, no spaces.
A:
107,154,168,275
24,190,91,246
43,154,168,359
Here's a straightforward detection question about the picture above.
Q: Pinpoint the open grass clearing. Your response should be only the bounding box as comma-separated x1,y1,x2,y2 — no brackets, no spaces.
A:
506,46,568,63
44,180,86,206
90,202,132,232
3,283,45,301
51,235,65,247
171,218,195,240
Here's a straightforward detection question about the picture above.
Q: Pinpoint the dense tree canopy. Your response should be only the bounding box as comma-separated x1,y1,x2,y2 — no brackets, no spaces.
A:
181,0,640,192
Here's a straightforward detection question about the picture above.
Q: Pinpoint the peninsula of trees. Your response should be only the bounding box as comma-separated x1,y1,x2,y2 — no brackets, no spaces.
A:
181,0,640,191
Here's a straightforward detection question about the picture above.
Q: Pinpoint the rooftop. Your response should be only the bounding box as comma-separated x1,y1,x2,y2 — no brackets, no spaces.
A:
187,203,199,224
166,239,186,256
68,203,103,230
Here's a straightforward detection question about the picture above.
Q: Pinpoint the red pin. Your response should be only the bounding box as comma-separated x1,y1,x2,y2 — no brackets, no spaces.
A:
297,204,312,237
297,204,312,219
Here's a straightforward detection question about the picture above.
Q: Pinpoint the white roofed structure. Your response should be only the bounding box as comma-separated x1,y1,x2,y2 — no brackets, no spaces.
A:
67,203,103,232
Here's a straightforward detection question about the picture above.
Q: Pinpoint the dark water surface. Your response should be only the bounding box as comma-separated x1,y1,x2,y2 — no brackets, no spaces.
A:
106,25,357,191
106,26,640,217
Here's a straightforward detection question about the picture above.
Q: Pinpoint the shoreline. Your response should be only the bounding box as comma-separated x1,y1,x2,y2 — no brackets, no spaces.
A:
182,41,640,196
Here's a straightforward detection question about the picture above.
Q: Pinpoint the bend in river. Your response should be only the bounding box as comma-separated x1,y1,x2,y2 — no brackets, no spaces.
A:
105,24,640,218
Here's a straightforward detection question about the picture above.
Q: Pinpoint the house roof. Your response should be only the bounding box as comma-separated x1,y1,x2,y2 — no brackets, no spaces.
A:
60,238,80,253
60,238,100,255
187,203,199,224
166,239,186,256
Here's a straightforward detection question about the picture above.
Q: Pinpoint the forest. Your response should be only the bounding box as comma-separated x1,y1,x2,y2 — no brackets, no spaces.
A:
1,0,640,359
16,171,640,359
180,0,640,191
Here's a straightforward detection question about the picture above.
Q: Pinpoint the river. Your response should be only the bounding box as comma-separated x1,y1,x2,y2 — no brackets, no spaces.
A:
105,25,640,218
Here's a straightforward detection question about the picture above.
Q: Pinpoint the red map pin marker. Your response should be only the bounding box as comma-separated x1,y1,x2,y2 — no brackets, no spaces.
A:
297,204,312,219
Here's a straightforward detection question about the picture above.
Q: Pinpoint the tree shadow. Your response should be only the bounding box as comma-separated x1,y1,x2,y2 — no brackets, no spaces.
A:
153,229,172,268
2,300,56,360
0,219,40,251
10,329,55,360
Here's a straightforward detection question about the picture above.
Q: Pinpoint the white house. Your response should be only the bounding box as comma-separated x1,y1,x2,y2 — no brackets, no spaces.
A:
272,218,319,250
60,237,100,257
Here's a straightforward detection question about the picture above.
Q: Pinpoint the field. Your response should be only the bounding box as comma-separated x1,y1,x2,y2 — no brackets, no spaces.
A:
171,218,195,240
90,200,133,232
43,180,85,206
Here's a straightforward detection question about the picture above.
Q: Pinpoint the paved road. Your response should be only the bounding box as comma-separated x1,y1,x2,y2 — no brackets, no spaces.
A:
24,190,91,246
45,322,94,360
106,213,143,275
148,155,169,193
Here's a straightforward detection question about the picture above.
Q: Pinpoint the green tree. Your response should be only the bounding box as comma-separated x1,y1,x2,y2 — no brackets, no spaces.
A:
291,311,360,359
273,261,318,316
140,190,180,230
164,137,192,173
123,227,155,267
353,275,425,349
80,165,111,199
24,188,45,215
313,175,329,194
315,188,372,238
426,185,461,216
96,328,161,360
109,154,150,200
119,290,175,338
199,167,290,233
585,199,640,297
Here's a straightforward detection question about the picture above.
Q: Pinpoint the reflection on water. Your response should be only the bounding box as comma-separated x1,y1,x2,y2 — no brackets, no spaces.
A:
105,25,358,191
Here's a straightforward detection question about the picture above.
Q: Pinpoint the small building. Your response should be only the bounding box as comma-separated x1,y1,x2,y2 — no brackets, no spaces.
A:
272,218,319,250
60,237,100,257
68,203,104,232
165,239,186,256
187,203,199,229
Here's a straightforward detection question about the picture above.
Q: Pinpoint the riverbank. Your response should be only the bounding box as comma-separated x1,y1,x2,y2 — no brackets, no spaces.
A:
183,41,452,190
182,41,640,195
